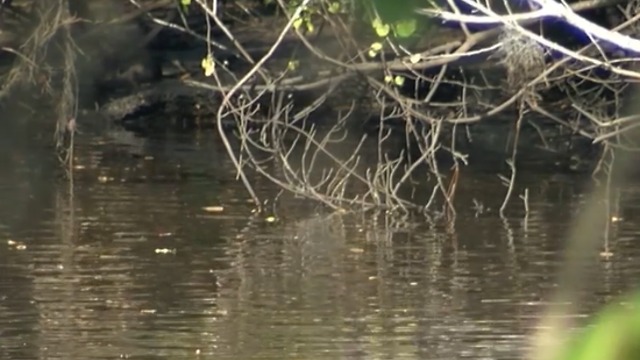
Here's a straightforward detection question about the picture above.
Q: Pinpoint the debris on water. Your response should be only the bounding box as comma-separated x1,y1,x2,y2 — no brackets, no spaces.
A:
7,239,26,250
349,247,364,253
202,206,224,213
600,250,614,258
154,248,177,254
264,216,277,223
98,175,115,183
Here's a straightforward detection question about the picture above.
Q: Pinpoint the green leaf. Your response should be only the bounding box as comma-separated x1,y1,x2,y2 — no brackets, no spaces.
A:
394,18,417,38
384,75,393,83
180,0,191,13
201,54,215,77
558,292,640,360
328,2,340,14
372,17,390,38
394,75,405,86
368,42,383,58
293,17,304,31
287,60,299,71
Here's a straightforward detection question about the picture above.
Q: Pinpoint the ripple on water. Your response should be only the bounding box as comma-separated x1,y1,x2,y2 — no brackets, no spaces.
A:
1,132,640,359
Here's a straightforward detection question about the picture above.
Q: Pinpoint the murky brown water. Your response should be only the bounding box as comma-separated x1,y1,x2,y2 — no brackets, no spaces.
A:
1,119,640,360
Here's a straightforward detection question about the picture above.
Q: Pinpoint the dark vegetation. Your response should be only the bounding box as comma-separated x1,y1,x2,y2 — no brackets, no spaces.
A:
0,0,638,214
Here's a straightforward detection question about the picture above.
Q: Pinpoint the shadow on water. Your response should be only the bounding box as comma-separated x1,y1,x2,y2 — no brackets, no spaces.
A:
2,113,640,359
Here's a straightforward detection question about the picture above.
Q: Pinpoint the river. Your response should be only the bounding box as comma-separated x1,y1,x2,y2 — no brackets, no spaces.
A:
1,115,639,360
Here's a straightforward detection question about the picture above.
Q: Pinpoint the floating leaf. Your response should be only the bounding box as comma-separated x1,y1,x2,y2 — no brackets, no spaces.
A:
394,18,417,38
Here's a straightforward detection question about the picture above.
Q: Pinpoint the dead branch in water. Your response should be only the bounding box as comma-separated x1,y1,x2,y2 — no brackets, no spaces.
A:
2,0,640,214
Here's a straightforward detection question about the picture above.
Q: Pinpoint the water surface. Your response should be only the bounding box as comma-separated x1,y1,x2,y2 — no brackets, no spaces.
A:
0,120,639,360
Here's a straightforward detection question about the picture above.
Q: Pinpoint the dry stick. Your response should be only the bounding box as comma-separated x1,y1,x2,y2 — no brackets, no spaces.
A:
406,0,640,126
238,95,371,197
420,121,458,214
59,14,78,172
215,0,376,208
235,101,356,209
440,0,640,79
499,99,525,216
127,0,231,53
184,0,620,210
194,0,271,82
201,0,306,207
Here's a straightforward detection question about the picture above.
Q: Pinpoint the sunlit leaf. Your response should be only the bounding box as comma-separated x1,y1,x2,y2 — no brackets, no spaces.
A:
394,75,405,86
287,60,299,71
394,18,417,38
372,17,390,38
328,2,340,13
384,75,393,83
180,0,191,13
409,53,421,64
368,41,383,58
201,54,215,77
293,17,304,30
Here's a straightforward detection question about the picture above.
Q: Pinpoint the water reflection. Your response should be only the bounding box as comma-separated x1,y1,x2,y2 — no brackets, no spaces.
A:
0,124,640,359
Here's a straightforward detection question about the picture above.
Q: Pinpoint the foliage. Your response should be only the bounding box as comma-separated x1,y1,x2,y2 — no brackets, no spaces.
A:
559,291,640,360
279,0,437,40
